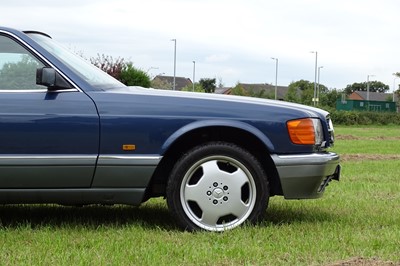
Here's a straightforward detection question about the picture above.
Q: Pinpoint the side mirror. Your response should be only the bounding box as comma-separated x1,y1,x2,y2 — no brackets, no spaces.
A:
36,67,73,90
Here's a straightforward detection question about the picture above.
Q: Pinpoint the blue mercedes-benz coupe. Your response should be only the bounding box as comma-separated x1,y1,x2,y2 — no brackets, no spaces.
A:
0,27,340,231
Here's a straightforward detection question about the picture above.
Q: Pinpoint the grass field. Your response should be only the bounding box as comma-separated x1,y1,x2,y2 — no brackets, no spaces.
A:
1,126,399,265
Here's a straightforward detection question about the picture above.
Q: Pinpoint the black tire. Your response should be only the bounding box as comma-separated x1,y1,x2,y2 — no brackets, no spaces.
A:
166,142,269,231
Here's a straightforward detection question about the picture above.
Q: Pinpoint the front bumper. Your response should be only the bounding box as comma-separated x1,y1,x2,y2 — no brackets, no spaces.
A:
271,152,340,199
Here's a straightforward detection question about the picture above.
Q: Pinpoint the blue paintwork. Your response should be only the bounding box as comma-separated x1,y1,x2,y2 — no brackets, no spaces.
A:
0,26,339,204
0,91,99,155
88,88,322,156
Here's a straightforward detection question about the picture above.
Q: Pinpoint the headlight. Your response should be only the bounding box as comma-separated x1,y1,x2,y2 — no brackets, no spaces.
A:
287,118,323,145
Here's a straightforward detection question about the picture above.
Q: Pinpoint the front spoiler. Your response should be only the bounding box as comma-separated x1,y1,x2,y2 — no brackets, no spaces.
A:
271,152,340,199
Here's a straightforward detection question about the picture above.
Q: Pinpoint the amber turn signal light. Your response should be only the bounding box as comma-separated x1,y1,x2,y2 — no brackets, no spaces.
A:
287,118,315,145
122,144,136,151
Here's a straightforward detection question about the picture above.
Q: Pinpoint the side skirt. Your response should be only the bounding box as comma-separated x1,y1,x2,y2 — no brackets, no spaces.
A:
0,188,145,205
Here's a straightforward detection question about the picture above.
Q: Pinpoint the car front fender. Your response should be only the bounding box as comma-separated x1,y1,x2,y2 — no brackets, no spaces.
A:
160,119,275,155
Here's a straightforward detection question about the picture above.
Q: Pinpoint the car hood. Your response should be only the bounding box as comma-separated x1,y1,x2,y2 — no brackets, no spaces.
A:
107,86,329,118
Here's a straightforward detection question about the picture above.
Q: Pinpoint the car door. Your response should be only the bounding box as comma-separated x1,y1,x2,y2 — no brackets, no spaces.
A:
0,33,99,188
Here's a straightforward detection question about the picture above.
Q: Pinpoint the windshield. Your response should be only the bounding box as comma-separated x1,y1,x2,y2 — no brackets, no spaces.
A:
27,33,125,90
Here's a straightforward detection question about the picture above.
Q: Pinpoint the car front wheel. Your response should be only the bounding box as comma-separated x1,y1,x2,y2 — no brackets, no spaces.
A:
166,142,269,231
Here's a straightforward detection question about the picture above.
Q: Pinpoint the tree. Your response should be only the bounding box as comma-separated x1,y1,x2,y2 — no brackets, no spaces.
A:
394,73,400,104
288,79,314,91
288,80,314,105
90,54,151,88
344,81,389,95
120,63,151,88
90,54,124,80
300,87,314,106
181,83,204,92
285,80,337,106
199,78,216,93
230,84,248,96
284,86,300,103
320,89,341,108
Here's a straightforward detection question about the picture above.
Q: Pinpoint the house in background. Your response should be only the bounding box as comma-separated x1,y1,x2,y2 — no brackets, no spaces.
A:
337,91,398,112
348,91,398,102
214,87,232,94
152,75,192,91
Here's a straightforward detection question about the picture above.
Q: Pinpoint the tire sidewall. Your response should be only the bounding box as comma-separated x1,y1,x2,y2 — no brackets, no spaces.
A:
166,142,269,231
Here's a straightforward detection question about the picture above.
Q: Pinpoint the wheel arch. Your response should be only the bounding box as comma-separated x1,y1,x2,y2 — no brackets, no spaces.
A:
160,120,275,154
145,120,283,200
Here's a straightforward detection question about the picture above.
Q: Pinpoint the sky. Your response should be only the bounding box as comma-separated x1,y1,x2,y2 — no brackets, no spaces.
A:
1,0,400,91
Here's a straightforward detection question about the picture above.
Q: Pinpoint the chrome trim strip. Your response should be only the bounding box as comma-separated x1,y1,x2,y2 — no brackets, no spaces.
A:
0,155,97,166
274,153,338,160
0,89,79,93
0,89,48,93
0,154,162,166
0,29,83,93
97,155,162,166
0,155,96,159
99,155,162,160
272,153,340,166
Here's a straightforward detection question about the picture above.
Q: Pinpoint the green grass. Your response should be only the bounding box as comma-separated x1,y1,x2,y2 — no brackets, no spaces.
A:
1,126,400,265
334,139,400,154
332,125,400,155
334,125,400,138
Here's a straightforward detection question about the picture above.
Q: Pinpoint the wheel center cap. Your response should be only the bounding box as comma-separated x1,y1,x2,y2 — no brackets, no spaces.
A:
212,188,224,199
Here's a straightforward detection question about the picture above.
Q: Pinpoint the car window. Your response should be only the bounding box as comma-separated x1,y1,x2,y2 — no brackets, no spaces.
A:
0,35,46,91
28,33,125,91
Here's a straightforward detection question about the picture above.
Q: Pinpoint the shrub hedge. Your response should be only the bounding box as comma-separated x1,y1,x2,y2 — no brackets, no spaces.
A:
328,109,400,125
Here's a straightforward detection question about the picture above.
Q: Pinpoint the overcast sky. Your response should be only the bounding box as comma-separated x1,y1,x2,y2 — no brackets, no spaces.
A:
1,0,399,90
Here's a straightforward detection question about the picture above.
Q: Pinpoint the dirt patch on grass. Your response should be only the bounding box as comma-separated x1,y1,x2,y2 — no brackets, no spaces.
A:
336,135,361,140
340,154,400,162
327,257,400,266
336,135,400,141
